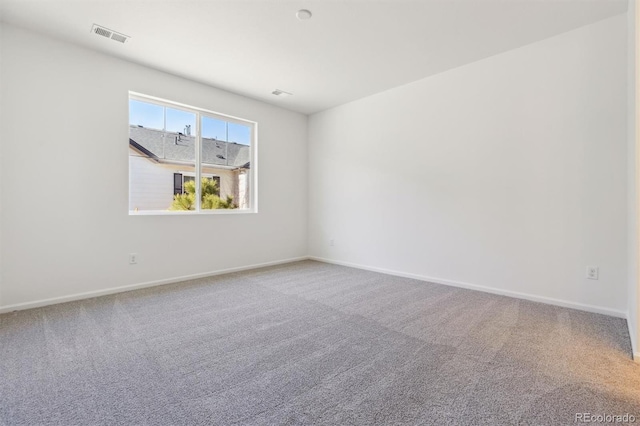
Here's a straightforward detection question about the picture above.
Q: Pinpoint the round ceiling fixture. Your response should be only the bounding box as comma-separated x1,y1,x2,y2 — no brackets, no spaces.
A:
296,9,312,20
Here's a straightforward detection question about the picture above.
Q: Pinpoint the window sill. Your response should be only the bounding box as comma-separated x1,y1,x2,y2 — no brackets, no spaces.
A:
129,209,257,216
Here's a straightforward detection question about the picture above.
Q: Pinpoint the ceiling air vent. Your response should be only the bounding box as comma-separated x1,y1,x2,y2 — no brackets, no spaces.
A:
110,33,128,43
91,24,130,44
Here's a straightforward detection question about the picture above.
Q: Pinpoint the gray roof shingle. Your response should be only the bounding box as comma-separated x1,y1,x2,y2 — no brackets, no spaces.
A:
129,126,250,168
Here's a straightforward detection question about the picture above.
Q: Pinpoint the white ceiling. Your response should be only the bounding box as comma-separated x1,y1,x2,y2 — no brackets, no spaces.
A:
0,0,629,114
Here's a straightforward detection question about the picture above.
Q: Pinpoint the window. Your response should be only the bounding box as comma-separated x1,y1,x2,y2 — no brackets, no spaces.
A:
128,93,255,214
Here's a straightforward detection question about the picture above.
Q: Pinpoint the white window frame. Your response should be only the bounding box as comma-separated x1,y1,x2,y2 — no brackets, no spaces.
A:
129,91,258,215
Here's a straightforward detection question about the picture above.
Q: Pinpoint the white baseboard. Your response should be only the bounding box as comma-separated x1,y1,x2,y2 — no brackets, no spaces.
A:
0,256,310,314
3,255,636,360
1,254,629,322
309,256,627,319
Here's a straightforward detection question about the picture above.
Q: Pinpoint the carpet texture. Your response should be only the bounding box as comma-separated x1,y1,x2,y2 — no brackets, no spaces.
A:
1,260,639,425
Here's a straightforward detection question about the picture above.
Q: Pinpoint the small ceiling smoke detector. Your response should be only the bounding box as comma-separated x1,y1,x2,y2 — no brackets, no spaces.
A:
91,24,130,44
296,9,312,20
272,89,293,98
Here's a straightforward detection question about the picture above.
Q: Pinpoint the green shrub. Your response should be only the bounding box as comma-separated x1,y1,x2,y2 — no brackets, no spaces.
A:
169,178,237,210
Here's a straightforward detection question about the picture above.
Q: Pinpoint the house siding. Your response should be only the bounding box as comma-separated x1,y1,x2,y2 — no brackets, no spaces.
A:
129,147,241,211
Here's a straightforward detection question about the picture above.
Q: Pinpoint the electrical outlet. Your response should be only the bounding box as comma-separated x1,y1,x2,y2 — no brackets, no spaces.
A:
129,253,138,265
330,239,335,247
586,266,599,280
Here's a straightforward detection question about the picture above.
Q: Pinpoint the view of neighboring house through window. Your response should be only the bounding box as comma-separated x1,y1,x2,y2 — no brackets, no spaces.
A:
128,94,254,213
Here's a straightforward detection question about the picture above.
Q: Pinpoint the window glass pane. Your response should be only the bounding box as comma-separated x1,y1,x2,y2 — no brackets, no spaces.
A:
228,122,251,145
202,116,227,141
166,107,196,135
201,115,251,210
129,103,196,211
129,99,163,130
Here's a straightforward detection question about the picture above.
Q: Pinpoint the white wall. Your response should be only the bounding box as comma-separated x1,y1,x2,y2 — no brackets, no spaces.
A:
0,24,308,309
308,15,628,316
628,2,639,359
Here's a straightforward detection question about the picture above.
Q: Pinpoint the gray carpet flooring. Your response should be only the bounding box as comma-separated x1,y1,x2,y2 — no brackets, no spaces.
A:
1,260,639,425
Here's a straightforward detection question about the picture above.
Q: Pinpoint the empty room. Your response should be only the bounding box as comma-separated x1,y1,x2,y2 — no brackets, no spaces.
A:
1,0,639,424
